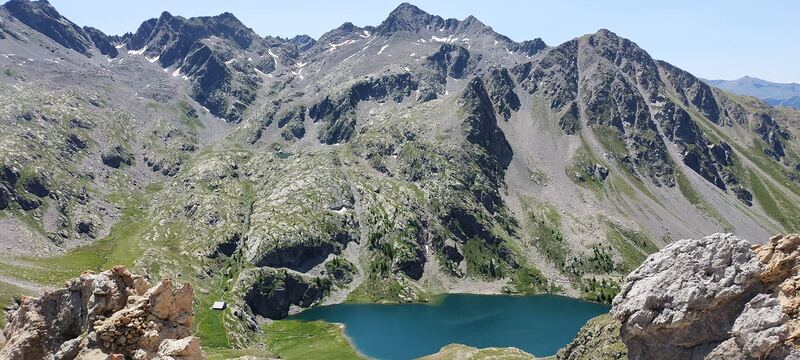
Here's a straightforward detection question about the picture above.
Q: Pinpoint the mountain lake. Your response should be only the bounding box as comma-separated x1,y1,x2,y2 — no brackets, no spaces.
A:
289,294,610,359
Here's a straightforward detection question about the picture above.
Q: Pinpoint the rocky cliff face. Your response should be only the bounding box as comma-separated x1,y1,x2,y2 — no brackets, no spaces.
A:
1,266,205,360
612,233,800,360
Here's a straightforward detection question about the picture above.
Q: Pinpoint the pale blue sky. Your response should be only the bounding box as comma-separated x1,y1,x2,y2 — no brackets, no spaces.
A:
39,0,800,83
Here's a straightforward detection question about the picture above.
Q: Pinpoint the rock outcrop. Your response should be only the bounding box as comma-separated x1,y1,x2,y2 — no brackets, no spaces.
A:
612,233,800,360
557,314,627,360
1,266,205,360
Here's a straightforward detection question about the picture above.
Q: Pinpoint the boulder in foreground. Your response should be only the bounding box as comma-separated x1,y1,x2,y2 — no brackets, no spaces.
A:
1,266,205,360
612,233,800,360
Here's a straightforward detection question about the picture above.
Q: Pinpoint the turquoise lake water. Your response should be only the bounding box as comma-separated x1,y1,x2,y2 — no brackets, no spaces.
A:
289,294,609,359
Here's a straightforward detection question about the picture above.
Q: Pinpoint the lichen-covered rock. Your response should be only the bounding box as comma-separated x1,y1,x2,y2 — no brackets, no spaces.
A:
612,233,800,360
0,266,205,360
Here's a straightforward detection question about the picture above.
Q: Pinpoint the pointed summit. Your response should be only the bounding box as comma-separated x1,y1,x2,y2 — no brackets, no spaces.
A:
375,2,446,36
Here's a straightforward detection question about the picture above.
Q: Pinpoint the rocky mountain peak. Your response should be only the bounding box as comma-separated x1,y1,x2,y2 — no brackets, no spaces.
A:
375,2,449,36
158,10,173,22
288,34,316,51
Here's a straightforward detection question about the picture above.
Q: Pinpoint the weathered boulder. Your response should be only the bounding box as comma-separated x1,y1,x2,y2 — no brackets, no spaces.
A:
612,233,800,360
0,266,205,360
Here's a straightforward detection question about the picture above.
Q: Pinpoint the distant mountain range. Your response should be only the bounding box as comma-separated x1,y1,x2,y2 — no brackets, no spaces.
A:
704,76,800,109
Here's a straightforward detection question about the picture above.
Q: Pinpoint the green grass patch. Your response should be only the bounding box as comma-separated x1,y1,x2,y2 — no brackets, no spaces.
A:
511,266,558,295
462,239,506,278
206,347,275,360
264,320,363,360
566,141,606,194
592,126,628,160
580,277,620,304
750,170,800,231
605,223,658,273
520,198,568,269
0,188,152,285
346,276,428,304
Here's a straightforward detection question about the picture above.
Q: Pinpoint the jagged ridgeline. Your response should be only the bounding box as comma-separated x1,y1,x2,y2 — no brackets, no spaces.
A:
1,0,799,353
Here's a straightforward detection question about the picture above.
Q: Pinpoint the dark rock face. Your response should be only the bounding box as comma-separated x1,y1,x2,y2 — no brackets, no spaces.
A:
288,34,316,51
709,142,734,167
65,134,88,153
513,39,578,111
101,146,134,168
655,102,750,202
460,77,513,169
324,257,356,284
558,102,580,135
483,68,520,121
585,163,609,182
441,240,464,264
1,165,21,210
83,26,118,58
426,44,473,80
394,247,426,280
658,60,721,124
126,11,255,67
126,18,157,50
510,38,547,57
253,241,339,272
1,165,20,185
586,30,662,93
75,219,96,238
238,268,329,319
212,232,241,258
657,102,700,145
310,72,418,144
582,72,674,186
0,185,10,210
3,0,93,56
181,43,241,121
277,105,306,141
16,193,41,210
752,112,790,160
23,174,49,198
